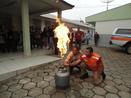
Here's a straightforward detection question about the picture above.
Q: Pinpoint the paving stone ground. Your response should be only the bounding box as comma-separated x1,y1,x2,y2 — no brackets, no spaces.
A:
0,46,131,98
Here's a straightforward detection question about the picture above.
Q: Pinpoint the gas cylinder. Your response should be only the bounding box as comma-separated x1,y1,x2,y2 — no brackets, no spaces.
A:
55,67,70,90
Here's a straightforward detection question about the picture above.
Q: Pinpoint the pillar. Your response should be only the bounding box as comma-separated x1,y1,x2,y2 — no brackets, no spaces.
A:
57,9,62,24
21,0,31,56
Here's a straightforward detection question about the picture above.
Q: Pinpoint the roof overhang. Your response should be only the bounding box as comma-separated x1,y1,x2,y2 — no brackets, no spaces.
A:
41,14,89,29
0,0,74,15
85,3,131,23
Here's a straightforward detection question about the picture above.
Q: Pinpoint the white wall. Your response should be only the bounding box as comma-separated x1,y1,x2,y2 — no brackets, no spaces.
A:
96,19,131,34
95,19,131,47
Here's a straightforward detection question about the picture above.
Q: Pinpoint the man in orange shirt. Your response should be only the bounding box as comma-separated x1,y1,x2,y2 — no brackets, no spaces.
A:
69,47,106,85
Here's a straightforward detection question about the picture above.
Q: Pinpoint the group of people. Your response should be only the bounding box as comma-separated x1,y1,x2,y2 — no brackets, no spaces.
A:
0,23,100,56
30,24,63,55
0,24,59,54
0,23,104,84
85,31,100,46
64,28,102,85
73,28,100,51
0,27,20,52
30,25,55,50
64,46,106,85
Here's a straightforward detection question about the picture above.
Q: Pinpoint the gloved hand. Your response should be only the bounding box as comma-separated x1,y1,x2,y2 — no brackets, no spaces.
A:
81,54,86,58
81,55,88,63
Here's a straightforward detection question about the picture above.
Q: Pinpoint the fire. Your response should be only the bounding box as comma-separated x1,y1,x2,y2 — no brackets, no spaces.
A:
54,23,70,58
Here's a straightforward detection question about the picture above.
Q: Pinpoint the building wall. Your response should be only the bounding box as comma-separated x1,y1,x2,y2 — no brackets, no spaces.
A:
12,15,21,32
95,19,131,47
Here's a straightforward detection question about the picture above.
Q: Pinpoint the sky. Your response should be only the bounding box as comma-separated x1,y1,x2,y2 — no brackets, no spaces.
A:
59,0,131,21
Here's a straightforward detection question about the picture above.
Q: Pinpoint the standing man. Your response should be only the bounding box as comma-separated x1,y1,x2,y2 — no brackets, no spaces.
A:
74,27,84,49
68,27,74,50
53,22,59,55
48,25,54,50
94,32,100,46
86,30,91,45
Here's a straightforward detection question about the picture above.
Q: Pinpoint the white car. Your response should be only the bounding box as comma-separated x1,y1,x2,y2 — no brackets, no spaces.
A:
110,28,131,54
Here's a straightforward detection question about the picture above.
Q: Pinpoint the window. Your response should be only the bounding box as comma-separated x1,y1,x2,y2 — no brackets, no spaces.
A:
116,29,131,35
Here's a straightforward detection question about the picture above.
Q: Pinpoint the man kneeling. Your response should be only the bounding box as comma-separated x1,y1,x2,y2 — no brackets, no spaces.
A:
64,46,81,74
80,47,106,84
66,47,106,85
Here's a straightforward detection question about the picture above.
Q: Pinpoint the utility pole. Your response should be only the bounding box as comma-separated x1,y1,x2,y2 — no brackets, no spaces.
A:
100,0,114,10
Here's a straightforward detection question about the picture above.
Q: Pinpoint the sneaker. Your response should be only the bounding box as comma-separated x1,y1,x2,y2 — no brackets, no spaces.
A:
80,73,89,80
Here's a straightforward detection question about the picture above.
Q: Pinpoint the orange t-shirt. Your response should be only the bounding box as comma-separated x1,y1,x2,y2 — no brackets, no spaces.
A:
80,53,102,71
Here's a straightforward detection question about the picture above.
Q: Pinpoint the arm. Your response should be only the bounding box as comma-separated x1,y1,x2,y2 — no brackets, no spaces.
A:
70,59,81,66
64,52,72,67
70,53,83,66
64,59,70,66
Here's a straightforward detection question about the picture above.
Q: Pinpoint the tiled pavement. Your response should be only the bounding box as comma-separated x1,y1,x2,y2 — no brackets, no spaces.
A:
0,46,131,98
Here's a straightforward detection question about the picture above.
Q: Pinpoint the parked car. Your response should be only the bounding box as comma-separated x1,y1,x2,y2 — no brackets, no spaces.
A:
110,28,131,54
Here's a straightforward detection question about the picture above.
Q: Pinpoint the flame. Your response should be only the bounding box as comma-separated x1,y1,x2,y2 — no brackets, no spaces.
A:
54,23,70,58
